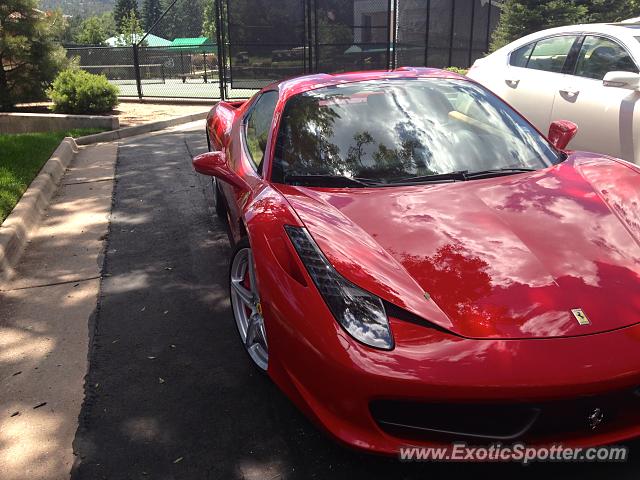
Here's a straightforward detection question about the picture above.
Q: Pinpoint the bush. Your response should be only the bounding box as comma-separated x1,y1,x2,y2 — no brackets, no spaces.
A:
48,69,119,114
444,66,468,75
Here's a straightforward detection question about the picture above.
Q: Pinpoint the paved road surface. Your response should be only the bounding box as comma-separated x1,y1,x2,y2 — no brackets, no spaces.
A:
71,126,640,479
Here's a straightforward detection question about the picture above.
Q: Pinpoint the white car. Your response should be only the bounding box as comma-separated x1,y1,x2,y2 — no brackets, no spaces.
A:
467,21,640,164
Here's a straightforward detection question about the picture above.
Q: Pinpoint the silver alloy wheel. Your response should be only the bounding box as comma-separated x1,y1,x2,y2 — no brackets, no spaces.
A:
230,247,268,370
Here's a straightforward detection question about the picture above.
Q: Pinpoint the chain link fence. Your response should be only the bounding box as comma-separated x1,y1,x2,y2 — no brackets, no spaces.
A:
66,0,503,100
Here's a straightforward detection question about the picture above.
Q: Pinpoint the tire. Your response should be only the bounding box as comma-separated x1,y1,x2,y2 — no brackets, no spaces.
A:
229,238,269,371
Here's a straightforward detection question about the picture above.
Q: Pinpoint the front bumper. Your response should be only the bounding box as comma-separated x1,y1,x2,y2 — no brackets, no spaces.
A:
249,224,640,455
269,312,640,454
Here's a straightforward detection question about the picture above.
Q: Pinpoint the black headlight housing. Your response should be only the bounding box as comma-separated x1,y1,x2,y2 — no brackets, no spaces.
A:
285,225,394,350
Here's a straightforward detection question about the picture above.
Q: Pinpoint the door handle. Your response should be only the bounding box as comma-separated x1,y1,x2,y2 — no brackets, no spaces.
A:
505,78,520,88
560,88,579,97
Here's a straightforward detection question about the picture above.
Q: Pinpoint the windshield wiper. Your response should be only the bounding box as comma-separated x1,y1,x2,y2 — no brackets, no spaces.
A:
463,167,536,180
284,174,383,188
389,170,469,184
390,168,536,185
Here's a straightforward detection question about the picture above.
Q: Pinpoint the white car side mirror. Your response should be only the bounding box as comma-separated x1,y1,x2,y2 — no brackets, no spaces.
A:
603,71,640,90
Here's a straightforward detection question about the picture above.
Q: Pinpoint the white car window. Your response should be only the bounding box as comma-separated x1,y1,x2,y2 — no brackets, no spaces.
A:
573,36,638,80
509,43,535,67
526,36,577,73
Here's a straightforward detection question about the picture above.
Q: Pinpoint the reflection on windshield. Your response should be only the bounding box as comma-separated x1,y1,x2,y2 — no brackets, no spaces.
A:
272,79,561,185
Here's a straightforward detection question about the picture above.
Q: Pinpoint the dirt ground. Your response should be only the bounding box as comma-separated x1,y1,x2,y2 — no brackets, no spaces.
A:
11,101,211,128
111,102,210,127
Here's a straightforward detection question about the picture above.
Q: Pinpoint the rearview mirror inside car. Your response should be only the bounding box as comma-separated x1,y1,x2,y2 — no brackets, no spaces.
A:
603,71,640,90
548,120,578,150
192,151,249,191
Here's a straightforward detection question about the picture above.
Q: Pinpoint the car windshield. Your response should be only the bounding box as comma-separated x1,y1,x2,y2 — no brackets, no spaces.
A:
272,78,562,186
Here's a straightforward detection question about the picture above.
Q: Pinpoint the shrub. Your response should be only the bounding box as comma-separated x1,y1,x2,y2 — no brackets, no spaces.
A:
444,66,468,75
48,69,119,114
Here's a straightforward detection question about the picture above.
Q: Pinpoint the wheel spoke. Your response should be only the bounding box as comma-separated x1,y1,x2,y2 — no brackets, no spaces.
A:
256,318,268,348
230,246,268,371
248,250,258,297
245,313,259,348
231,279,254,307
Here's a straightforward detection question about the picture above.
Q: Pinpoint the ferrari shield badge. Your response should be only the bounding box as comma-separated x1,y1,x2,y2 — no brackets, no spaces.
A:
571,308,590,326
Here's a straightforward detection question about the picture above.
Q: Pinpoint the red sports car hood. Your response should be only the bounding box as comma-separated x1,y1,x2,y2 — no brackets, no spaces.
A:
276,154,640,339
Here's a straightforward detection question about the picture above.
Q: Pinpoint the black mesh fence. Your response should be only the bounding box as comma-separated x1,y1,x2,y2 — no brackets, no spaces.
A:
66,0,503,100
314,0,391,73
226,0,307,90
396,0,501,69
67,44,223,99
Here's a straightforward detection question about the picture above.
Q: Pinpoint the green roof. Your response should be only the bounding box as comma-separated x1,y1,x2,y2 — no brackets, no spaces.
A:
105,33,171,47
170,37,216,52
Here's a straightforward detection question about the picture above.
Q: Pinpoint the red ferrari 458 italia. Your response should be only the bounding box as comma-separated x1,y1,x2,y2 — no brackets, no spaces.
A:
193,68,640,454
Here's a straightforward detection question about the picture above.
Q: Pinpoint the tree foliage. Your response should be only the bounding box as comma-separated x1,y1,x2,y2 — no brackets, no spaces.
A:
0,0,67,109
157,0,203,39
113,0,139,30
116,9,144,45
142,0,162,31
74,12,116,45
491,0,640,51
202,0,216,41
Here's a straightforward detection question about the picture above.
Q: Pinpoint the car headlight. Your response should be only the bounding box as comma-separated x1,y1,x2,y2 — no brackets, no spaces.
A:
284,225,394,350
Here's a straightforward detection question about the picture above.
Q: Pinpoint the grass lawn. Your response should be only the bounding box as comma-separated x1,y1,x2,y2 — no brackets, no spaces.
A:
0,129,104,222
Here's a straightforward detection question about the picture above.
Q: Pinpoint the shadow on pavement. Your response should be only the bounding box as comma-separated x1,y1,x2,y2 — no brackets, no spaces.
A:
71,128,640,480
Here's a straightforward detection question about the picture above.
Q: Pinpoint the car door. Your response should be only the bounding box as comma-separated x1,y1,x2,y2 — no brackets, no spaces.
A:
222,90,279,225
550,35,640,162
500,35,580,132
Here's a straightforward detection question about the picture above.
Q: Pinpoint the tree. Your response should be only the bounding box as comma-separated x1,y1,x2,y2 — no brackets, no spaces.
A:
202,0,216,41
490,0,640,52
490,1,587,51
575,0,636,23
114,0,139,31
158,0,203,39
74,13,116,45
142,0,162,31
0,0,67,109
116,9,144,45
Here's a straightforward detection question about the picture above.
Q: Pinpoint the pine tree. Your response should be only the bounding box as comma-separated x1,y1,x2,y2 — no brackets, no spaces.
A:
490,0,586,51
490,0,640,52
114,0,139,31
156,0,204,39
117,9,145,45
202,0,216,41
575,0,636,23
0,0,66,108
142,0,162,32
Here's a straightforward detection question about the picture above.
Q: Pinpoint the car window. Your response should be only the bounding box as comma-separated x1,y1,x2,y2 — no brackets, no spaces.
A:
526,36,577,73
245,91,278,167
509,43,534,67
272,79,561,186
574,35,638,80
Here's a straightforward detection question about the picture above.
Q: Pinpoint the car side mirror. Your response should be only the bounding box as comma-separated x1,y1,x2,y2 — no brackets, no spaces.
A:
603,71,640,90
548,120,578,150
192,151,249,191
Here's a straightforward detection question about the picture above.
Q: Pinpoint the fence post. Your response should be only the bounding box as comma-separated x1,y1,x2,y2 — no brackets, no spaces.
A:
132,43,143,100
215,0,226,101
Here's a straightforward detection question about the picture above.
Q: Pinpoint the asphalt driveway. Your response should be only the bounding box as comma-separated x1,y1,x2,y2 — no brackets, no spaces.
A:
70,125,640,479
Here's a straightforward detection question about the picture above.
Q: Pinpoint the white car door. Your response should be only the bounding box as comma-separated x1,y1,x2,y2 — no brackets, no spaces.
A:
550,35,640,163
499,35,580,133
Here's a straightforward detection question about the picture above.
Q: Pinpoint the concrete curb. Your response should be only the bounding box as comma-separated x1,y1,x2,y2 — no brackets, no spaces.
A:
0,110,208,281
75,111,208,145
0,112,118,134
0,137,78,282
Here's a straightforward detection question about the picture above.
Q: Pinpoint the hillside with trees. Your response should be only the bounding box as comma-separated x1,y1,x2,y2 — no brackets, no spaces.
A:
39,0,117,17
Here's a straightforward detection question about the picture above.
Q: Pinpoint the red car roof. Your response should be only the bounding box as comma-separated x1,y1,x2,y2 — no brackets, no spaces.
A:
272,67,469,101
